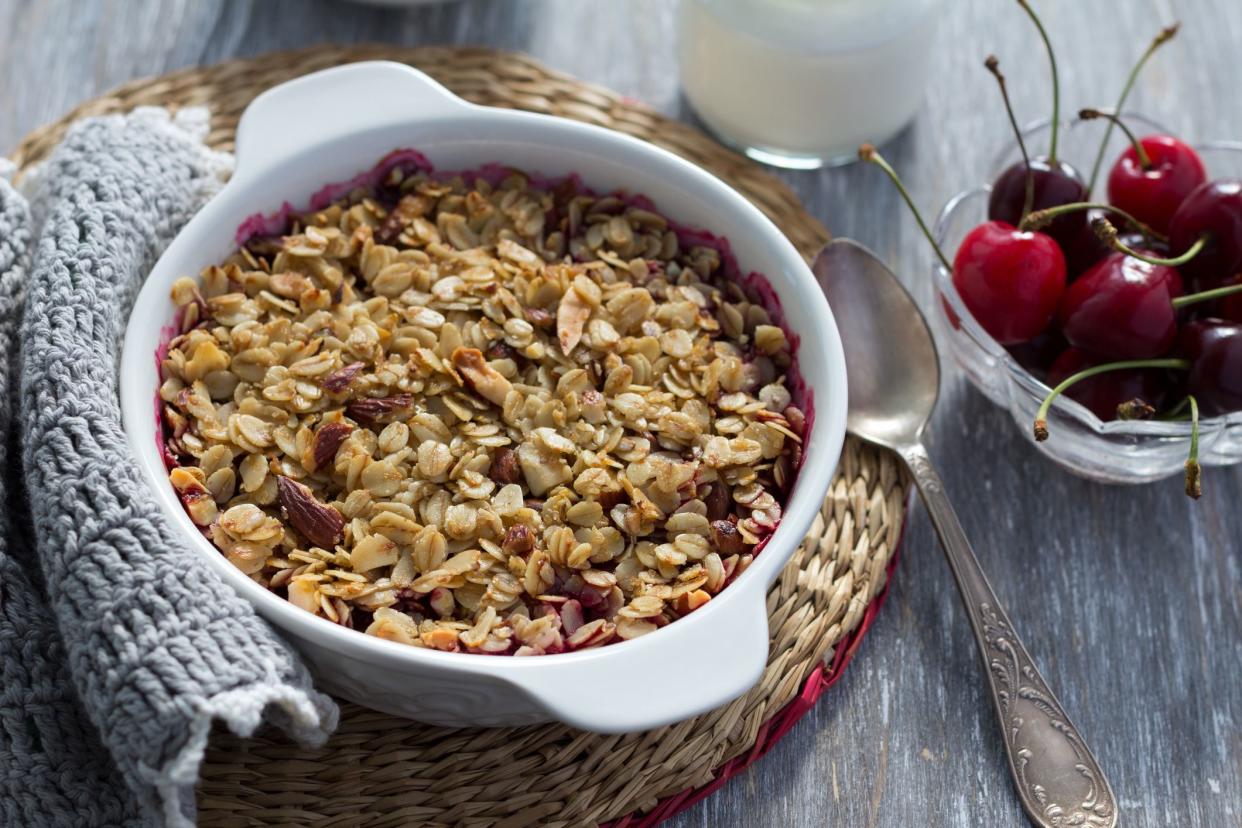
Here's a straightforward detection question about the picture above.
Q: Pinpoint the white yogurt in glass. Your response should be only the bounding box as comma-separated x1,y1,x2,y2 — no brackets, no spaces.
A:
679,0,944,169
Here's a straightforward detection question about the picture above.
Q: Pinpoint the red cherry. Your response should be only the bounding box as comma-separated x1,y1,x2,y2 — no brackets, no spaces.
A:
1168,179,1242,288
1106,135,1206,235
952,221,1067,345
1180,319,1242,415
1046,347,1169,420
857,145,1065,345
1057,252,1184,359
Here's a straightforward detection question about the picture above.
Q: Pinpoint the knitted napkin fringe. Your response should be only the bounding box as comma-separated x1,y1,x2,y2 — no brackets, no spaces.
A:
153,683,339,827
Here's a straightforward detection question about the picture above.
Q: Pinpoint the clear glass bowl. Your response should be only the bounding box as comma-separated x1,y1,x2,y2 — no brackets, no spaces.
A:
932,115,1242,483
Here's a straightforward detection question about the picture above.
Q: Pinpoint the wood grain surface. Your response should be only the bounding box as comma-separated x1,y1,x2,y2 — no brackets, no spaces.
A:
1,1,1238,826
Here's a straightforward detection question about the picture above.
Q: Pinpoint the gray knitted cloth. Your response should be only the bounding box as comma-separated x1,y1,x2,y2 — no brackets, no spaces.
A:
0,109,338,827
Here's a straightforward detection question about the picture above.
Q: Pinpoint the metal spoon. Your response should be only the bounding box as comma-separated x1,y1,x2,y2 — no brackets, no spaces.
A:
813,239,1116,828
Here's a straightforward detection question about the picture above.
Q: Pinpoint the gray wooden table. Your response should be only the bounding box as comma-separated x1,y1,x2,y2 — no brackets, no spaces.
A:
2,1,1239,826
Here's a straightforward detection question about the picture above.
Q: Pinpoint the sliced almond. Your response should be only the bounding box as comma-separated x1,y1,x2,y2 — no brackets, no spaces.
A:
710,519,747,556
451,347,512,407
276,476,344,550
321,361,366,393
305,421,353,472
556,287,591,355
346,393,413,426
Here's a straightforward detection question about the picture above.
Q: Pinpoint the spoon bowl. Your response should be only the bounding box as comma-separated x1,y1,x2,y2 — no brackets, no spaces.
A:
813,239,940,449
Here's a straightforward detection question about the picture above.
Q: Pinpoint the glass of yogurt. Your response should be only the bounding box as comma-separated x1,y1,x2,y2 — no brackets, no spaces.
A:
678,0,945,169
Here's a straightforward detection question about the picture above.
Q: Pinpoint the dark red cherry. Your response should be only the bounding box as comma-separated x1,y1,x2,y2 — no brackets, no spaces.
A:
988,157,1089,250
1006,328,1068,379
953,220,1067,345
1063,209,1167,279
1106,135,1207,236
1180,319,1242,415
1213,274,1242,322
1058,252,1184,359
1047,347,1169,420
1063,208,1111,278
1168,179,1242,288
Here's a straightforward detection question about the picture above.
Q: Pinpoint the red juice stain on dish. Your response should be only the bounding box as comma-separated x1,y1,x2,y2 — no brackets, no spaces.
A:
307,149,436,212
234,201,295,246
225,149,814,550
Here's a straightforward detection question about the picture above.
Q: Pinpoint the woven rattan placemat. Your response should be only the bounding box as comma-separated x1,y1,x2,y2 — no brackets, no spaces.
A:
11,46,909,828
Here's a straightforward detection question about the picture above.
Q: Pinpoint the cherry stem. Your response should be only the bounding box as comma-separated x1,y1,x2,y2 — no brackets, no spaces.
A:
1079,109,1151,169
1033,357,1190,441
1087,23,1180,193
1016,0,1061,162
1171,282,1242,309
858,144,953,273
1021,201,1165,243
1093,216,1207,266
1185,394,1202,499
985,55,1035,221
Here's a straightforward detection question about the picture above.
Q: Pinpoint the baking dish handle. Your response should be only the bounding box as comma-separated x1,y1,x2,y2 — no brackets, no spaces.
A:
516,585,772,734
233,61,471,176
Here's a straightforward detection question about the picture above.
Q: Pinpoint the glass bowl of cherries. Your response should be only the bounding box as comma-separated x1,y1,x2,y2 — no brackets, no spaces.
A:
864,9,1242,494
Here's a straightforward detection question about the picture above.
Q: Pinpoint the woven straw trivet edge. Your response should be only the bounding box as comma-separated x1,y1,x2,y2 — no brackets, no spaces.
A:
10,45,910,828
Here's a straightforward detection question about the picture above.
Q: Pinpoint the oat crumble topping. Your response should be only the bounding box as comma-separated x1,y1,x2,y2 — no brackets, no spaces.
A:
160,159,805,655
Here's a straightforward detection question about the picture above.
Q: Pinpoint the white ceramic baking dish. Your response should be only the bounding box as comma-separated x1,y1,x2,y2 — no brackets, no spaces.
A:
119,61,848,733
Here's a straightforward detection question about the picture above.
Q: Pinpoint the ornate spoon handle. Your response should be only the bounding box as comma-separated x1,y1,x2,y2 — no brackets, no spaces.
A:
899,442,1117,828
